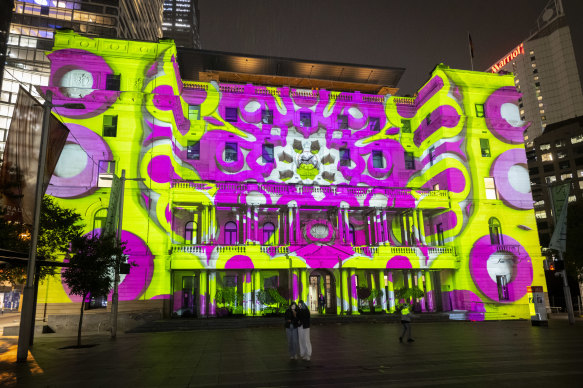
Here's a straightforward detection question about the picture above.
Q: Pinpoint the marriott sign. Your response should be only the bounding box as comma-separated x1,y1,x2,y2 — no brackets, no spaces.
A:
490,43,525,73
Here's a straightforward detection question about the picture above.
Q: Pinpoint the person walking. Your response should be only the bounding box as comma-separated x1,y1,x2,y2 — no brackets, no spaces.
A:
297,300,312,361
318,294,325,314
398,301,414,343
284,301,300,359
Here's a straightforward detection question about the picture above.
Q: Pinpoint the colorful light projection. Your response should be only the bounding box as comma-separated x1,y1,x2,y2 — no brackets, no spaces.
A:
38,32,544,320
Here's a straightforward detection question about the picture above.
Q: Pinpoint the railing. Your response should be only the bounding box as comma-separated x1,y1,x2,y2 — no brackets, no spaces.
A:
428,246,456,255
182,81,208,91
260,246,289,255
393,97,416,106
494,245,521,255
362,95,384,103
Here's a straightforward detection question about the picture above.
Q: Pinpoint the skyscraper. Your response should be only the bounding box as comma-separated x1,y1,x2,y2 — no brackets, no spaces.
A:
162,0,201,49
487,0,583,143
0,0,164,160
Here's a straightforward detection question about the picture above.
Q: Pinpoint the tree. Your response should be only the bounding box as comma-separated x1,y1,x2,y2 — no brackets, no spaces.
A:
62,233,125,347
0,196,83,284
564,201,583,297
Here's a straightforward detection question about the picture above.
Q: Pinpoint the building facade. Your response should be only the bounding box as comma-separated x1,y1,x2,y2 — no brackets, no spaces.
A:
0,0,163,159
527,116,583,246
487,0,583,143
38,31,546,321
163,0,201,49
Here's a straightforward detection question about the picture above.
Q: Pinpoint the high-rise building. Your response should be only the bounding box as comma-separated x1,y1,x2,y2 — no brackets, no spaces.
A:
0,0,164,160
487,0,583,143
36,31,545,323
162,0,200,49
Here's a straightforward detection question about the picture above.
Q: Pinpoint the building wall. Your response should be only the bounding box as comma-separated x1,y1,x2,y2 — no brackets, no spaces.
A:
37,31,546,320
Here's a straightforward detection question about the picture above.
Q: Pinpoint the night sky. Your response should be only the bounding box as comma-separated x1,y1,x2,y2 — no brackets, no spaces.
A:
198,0,583,96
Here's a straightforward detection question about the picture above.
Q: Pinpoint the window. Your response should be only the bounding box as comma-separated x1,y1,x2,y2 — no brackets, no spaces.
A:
369,117,380,131
262,144,274,163
262,222,275,245
93,208,107,235
557,151,567,159
340,148,350,166
436,223,444,246
404,152,415,170
41,6,49,15
98,160,115,174
529,167,539,175
579,181,583,189
300,112,311,127
425,114,431,126
402,119,411,133
577,170,583,178
545,176,556,184
561,173,573,181
337,114,348,129
224,221,238,245
429,146,435,166
571,134,583,144
535,210,547,219
372,151,384,168
348,224,355,245
188,105,200,120
541,153,553,162
533,69,538,74
433,184,440,191
187,141,200,160
568,195,577,203
225,107,238,122
484,177,497,199
480,138,491,157
105,74,120,91
261,109,273,124
559,161,571,170
535,82,540,87
497,275,509,301
489,217,503,245
103,115,117,137
185,221,197,244
534,200,545,207
225,142,237,162
475,104,485,118
539,143,551,151
543,164,554,173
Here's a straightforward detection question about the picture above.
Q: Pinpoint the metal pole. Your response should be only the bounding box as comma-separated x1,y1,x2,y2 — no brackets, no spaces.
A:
111,169,125,338
557,250,575,324
17,91,52,362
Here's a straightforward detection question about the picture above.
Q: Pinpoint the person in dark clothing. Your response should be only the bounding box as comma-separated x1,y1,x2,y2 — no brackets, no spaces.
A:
284,302,300,359
297,300,312,361
318,294,326,314
397,301,414,343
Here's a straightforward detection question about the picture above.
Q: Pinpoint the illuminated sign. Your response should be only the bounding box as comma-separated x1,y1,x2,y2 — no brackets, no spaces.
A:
490,43,525,73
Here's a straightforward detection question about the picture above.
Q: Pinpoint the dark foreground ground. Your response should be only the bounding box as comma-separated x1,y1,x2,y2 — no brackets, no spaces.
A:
1,318,582,387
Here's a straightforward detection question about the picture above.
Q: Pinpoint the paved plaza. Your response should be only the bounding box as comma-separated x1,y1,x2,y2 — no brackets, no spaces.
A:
1,318,582,387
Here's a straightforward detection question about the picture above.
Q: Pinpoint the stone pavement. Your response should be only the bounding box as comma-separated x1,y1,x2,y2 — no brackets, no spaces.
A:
1,318,582,387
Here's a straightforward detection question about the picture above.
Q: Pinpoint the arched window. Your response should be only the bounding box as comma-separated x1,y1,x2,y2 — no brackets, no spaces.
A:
263,222,275,245
185,221,197,244
93,208,107,236
225,221,238,245
489,217,503,245
348,224,356,245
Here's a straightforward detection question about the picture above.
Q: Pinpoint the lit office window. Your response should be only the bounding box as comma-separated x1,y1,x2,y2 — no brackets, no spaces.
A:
484,177,497,199
539,143,551,151
541,153,553,162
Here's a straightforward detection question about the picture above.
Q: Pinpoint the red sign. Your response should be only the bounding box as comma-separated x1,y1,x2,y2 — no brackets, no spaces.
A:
490,43,525,73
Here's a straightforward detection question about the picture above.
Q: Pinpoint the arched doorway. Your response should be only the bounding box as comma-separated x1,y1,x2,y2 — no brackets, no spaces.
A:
308,269,336,315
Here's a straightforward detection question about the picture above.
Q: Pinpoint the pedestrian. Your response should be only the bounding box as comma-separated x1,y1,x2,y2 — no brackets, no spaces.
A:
297,300,312,361
318,293,325,314
284,301,300,359
398,301,414,343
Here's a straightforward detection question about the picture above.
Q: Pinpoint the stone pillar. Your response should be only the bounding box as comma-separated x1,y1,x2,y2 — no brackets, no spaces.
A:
349,269,359,314
244,271,252,315
414,210,421,245
401,213,408,245
341,270,349,314
407,271,413,303
374,209,381,245
301,269,308,303
418,209,426,245
425,270,434,312
211,206,216,242
387,271,395,312
288,207,294,245
199,270,207,317
366,215,372,245
236,212,241,244
253,270,262,315
295,206,301,243
370,271,378,311
292,269,300,302
382,211,389,243
246,207,252,243
337,208,344,244
344,208,350,244
209,271,216,316
379,270,387,312
417,270,425,312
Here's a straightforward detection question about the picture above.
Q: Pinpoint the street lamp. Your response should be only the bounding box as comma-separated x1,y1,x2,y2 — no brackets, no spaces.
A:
17,90,85,362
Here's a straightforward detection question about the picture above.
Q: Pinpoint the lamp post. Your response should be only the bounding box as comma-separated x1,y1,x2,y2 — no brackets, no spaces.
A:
17,91,85,362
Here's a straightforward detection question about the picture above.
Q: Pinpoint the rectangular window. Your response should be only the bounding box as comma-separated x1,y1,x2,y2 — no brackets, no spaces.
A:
300,111,311,127
425,114,431,126
402,119,411,133
340,148,350,166
372,150,384,168
98,160,115,174
535,210,547,219
559,161,571,170
539,143,551,151
105,74,120,91
433,184,440,191
404,152,415,170
541,153,553,162
188,105,200,120
428,146,435,166
225,142,237,162
545,176,556,184
261,109,273,124
543,164,554,173
436,223,444,246
561,173,572,181
225,107,238,122
103,115,117,137
480,139,491,157
41,5,49,15
555,141,565,149
484,177,497,199
369,117,380,131
571,134,583,144
338,114,348,129
569,195,577,203
557,151,567,159
497,275,509,301
187,141,200,160
262,144,274,163
475,104,485,118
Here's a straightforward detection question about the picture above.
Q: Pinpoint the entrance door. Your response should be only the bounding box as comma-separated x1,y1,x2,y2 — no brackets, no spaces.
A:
308,271,336,314
181,276,198,317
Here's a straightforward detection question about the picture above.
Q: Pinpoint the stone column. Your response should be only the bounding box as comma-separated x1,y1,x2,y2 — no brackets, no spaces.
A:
253,270,262,315
401,213,408,245
199,270,207,317
341,269,349,314
246,207,252,243
379,270,387,312
349,269,359,314
244,271,252,315
295,206,301,243
366,215,372,245
288,207,294,244
370,271,378,311
209,271,216,316
425,270,434,312
276,212,281,246
418,209,426,245
254,206,259,242
344,208,350,244
387,271,395,312
382,211,389,243
235,211,241,244
292,269,300,302
338,208,345,244
375,209,381,245
301,269,308,303
417,270,425,312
